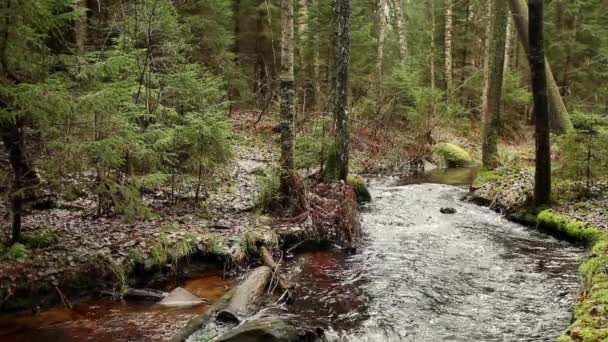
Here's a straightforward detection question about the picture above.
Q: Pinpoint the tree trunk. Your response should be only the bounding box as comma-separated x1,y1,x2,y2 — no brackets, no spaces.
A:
482,0,509,169
430,0,436,92
528,0,551,207
297,0,308,67
313,0,321,111
509,0,573,134
331,0,351,181
480,0,493,124
376,0,387,77
443,0,453,98
392,0,408,65
75,0,88,53
0,119,40,244
279,0,299,212
503,15,513,75
216,266,272,324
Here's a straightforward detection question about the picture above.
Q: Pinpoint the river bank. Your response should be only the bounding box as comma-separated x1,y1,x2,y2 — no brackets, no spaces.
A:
468,167,608,342
0,111,359,340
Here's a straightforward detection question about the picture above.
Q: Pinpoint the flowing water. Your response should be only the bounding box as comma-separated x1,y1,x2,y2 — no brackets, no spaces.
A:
1,170,587,342
287,176,585,341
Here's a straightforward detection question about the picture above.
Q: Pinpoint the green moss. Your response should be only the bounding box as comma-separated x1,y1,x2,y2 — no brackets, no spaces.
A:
547,211,608,341
347,175,372,203
538,210,606,244
473,169,502,186
240,231,260,257
432,143,475,167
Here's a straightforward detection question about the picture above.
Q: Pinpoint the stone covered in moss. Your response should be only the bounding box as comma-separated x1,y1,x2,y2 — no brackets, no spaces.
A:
347,175,372,203
432,143,475,167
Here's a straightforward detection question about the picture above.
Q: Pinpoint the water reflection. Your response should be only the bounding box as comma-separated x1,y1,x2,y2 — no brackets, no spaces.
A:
0,273,233,342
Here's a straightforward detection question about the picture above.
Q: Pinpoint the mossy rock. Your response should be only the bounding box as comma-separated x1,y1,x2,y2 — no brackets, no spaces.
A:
432,143,475,167
347,175,372,203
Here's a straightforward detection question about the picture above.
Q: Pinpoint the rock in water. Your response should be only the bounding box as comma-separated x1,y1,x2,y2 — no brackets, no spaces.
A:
432,143,475,167
440,207,457,214
159,287,206,306
214,319,307,342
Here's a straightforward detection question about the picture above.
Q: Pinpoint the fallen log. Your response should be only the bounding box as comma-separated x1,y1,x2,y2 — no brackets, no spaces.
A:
100,288,167,301
169,286,237,342
213,318,301,342
259,246,292,298
216,266,272,324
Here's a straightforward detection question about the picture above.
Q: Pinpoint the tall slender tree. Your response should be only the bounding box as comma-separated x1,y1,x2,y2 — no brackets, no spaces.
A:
331,0,351,181
392,0,408,65
482,0,509,169
443,0,453,98
529,0,551,206
509,0,573,134
376,0,387,77
278,0,300,211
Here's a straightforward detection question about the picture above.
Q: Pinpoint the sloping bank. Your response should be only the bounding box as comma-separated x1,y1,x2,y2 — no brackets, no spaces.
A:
468,168,608,341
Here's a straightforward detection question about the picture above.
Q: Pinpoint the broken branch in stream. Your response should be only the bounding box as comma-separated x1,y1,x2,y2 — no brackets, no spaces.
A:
259,246,292,302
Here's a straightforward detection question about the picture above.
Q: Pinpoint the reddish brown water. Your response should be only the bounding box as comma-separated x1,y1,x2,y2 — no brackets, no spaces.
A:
0,273,233,342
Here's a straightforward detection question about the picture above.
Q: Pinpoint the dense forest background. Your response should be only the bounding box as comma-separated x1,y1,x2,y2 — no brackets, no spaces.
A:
1,0,607,241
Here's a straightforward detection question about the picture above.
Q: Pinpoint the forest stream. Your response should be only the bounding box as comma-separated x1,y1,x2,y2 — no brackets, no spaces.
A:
285,172,585,341
1,169,586,342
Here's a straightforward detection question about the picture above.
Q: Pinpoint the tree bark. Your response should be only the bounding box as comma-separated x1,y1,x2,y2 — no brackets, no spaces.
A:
331,0,351,181
392,0,408,65
509,0,573,134
216,266,272,324
74,0,88,53
480,0,493,124
528,0,551,207
482,0,509,169
376,0,387,77
279,0,299,212
297,0,308,67
443,0,453,98
430,0,436,92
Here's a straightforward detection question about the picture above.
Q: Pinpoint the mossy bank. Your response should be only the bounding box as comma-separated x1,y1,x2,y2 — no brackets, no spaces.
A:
470,169,608,342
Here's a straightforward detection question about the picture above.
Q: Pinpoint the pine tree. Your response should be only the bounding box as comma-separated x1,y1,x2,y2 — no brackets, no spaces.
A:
529,0,551,206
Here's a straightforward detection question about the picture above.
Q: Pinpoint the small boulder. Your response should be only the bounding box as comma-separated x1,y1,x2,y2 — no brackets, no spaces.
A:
159,287,206,306
440,207,457,214
432,143,475,167
347,175,372,203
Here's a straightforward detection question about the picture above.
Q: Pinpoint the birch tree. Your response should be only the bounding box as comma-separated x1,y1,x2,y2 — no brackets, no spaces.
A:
331,0,351,181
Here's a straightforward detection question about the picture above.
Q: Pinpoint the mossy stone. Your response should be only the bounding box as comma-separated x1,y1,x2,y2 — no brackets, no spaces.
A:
432,143,475,167
347,175,372,203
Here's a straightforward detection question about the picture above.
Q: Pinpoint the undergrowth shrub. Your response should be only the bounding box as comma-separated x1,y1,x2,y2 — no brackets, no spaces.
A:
555,111,608,198
254,167,281,213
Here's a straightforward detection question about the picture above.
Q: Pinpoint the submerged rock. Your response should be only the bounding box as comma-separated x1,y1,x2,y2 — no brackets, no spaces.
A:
440,207,457,214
